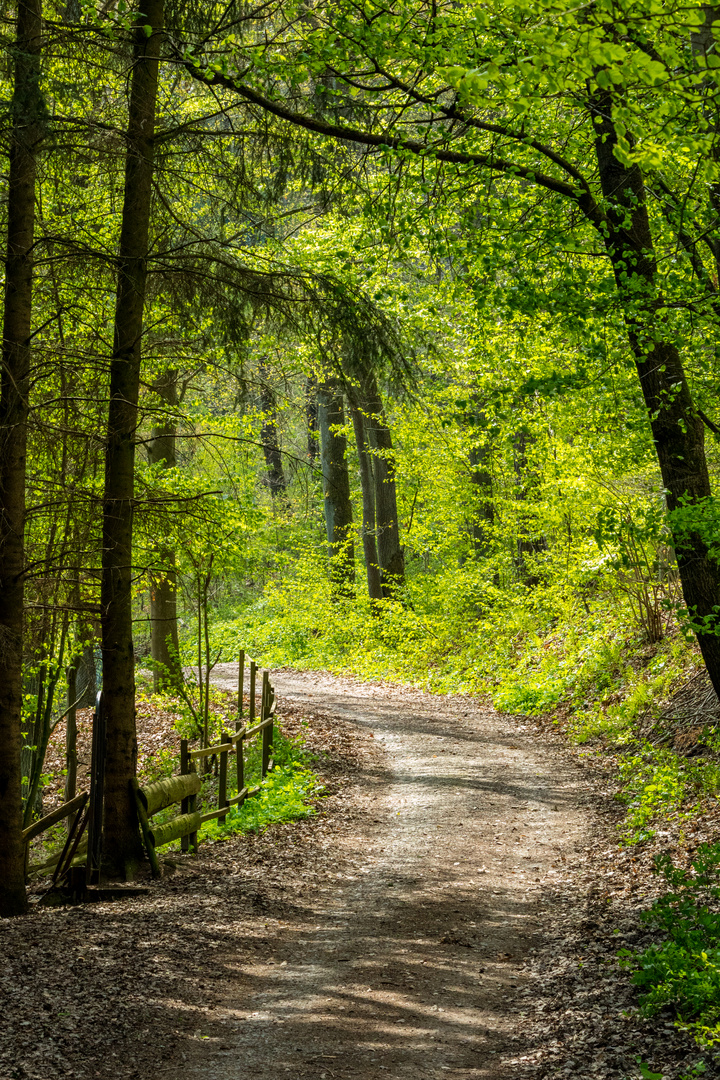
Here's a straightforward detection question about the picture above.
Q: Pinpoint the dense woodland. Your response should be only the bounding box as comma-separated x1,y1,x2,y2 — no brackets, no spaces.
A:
2,0,720,972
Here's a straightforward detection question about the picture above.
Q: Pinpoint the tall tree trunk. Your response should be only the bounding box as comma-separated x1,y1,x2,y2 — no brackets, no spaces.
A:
468,441,494,558
148,367,181,691
305,375,319,463
258,358,287,497
513,426,547,586
317,381,355,595
64,657,78,813
591,94,720,697
101,0,163,878
350,404,382,603
466,400,494,559
360,374,405,598
0,0,44,917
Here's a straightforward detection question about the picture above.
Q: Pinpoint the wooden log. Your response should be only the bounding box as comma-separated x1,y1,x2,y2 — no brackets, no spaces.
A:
149,811,202,849
22,791,88,844
131,778,161,879
139,772,201,817
244,716,274,739
198,785,260,824
27,835,88,877
227,786,248,808
188,740,233,760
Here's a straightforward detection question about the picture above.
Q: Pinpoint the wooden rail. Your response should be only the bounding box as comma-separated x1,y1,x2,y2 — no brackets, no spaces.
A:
136,658,276,875
24,652,275,884
22,791,88,845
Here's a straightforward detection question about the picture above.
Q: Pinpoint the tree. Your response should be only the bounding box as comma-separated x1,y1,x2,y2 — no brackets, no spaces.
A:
147,368,182,691
350,402,382,602
0,0,45,917
318,379,355,594
101,0,164,878
174,0,720,695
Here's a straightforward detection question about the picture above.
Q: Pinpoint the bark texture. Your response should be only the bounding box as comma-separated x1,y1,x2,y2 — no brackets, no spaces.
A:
351,405,382,603
0,0,44,917
360,375,405,598
148,368,181,691
513,426,547,586
101,0,163,878
591,95,720,697
318,381,355,594
258,359,287,498
305,375,319,463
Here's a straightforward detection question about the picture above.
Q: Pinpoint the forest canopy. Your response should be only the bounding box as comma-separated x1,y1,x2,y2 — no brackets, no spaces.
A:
2,0,720,915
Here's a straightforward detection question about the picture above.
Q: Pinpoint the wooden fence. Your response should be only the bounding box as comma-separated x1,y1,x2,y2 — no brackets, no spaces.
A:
133,659,276,877
26,653,275,885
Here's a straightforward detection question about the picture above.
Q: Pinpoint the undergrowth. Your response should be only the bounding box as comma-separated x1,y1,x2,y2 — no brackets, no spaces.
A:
621,844,720,1052
198,725,324,843
153,722,324,850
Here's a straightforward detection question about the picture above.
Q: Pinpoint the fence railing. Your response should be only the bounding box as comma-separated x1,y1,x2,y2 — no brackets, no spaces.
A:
132,658,275,877
25,653,275,885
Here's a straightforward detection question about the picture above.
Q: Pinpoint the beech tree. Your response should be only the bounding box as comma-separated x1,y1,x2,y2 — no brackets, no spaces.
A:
173,0,720,696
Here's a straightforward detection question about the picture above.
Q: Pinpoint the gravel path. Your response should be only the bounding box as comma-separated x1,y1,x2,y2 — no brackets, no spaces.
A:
172,666,592,1080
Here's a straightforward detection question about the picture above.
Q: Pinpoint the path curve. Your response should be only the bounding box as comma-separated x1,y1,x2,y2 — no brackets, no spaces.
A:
178,667,590,1079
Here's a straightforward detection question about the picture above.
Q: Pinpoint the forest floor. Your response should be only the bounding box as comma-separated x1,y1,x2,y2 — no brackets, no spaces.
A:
1,670,713,1080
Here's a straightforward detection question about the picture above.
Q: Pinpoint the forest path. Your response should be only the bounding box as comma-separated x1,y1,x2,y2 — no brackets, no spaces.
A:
175,667,590,1080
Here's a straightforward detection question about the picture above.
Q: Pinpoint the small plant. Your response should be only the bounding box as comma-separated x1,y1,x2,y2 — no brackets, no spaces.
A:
199,762,324,843
619,843,720,1047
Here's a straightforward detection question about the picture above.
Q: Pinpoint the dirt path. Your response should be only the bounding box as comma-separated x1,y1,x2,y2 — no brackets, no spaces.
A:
170,667,591,1080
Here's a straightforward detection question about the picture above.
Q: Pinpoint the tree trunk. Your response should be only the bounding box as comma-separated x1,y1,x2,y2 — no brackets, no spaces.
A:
148,367,181,691
592,95,720,697
350,404,382,603
0,0,44,917
101,0,163,879
469,441,494,558
64,658,78,815
360,375,405,598
317,381,355,595
513,426,547,586
466,401,494,558
258,358,287,497
306,375,319,463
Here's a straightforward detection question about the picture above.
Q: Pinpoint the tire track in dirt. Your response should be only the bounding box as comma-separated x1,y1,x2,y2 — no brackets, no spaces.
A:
170,667,591,1080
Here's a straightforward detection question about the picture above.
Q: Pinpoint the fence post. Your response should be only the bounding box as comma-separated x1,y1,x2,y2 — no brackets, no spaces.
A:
238,649,244,723
86,691,106,886
181,737,199,853
180,739,189,853
249,661,257,725
219,731,229,824
131,778,160,879
261,670,272,778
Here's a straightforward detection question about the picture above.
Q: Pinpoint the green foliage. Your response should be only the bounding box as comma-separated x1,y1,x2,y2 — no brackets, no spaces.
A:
198,762,323,843
199,724,322,841
620,845,720,1049
615,750,720,845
